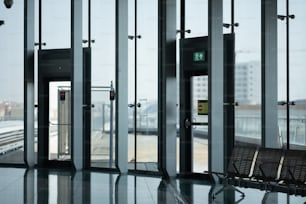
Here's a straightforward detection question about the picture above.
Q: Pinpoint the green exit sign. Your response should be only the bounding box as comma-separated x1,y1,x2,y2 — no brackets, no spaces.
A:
193,51,206,62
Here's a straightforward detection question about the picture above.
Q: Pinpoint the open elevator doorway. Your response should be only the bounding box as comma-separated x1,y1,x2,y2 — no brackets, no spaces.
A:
48,81,71,161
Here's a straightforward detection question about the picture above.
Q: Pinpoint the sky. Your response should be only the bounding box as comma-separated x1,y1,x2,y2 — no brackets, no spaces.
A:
0,0,306,104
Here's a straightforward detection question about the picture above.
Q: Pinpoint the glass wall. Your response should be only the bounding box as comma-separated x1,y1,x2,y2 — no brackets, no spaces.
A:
289,1,306,150
128,0,158,171
234,1,262,146
89,0,116,168
223,0,232,34
278,0,306,150
0,1,24,164
185,0,208,37
41,0,71,49
277,0,287,148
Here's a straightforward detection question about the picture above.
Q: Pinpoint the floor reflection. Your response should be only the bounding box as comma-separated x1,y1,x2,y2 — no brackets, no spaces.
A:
0,168,304,203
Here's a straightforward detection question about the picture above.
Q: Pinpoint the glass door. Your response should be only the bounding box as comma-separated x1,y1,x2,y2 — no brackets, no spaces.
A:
179,73,209,174
190,76,209,173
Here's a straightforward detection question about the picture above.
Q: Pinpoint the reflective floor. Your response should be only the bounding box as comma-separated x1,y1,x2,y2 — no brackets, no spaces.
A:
0,168,305,204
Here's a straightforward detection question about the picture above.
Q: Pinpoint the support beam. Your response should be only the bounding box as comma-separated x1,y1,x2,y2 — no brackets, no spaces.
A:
24,0,35,167
71,0,83,170
158,0,177,178
115,0,128,173
262,0,278,148
208,0,224,173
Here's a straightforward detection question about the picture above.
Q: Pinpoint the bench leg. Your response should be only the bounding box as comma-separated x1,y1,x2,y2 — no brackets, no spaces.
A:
213,184,245,200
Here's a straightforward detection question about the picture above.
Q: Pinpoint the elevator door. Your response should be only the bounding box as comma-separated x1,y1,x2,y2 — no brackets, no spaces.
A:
180,34,235,175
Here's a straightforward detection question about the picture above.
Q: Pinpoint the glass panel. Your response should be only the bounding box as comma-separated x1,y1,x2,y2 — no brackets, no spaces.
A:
223,0,232,34
234,1,261,146
289,1,306,150
135,0,158,171
128,0,158,171
82,0,88,47
49,82,71,161
42,0,71,49
0,1,24,164
91,87,115,168
128,0,136,170
90,0,116,167
185,0,208,37
191,76,208,173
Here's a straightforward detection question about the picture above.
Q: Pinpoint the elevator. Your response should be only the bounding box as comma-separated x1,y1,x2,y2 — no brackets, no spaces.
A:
37,48,91,168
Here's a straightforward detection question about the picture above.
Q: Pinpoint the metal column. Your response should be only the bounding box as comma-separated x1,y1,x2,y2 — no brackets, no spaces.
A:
115,0,128,173
24,0,35,167
71,0,83,170
158,0,177,178
208,0,224,174
262,0,278,148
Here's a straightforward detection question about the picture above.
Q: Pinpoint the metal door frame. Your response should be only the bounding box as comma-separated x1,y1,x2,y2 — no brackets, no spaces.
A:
179,34,235,176
37,48,91,168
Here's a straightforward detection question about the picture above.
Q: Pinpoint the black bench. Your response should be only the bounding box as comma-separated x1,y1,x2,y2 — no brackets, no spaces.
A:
210,146,306,199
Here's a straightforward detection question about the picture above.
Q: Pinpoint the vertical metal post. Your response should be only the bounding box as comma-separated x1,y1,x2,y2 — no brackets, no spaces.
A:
262,0,278,148
180,0,185,39
208,0,224,174
134,0,138,170
71,0,84,170
102,103,105,132
158,0,177,177
88,0,91,48
109,82,114,168
38,0,42,50
115,0,128,173
24,0,35,167
231,0,234,34
286,0,290,149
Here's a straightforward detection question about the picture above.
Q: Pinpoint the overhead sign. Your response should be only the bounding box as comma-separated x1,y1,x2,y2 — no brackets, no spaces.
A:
198,100,208,115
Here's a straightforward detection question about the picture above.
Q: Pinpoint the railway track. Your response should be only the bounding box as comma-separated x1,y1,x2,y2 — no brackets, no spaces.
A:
0,129,24,155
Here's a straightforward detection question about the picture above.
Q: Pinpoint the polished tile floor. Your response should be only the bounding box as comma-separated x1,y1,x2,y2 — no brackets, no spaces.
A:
0,168,305,204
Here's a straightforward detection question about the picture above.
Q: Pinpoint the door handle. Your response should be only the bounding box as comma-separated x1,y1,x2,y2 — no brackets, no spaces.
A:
184,118,191,129
224,102,239,106
128,103,141,108
185,118,208,129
